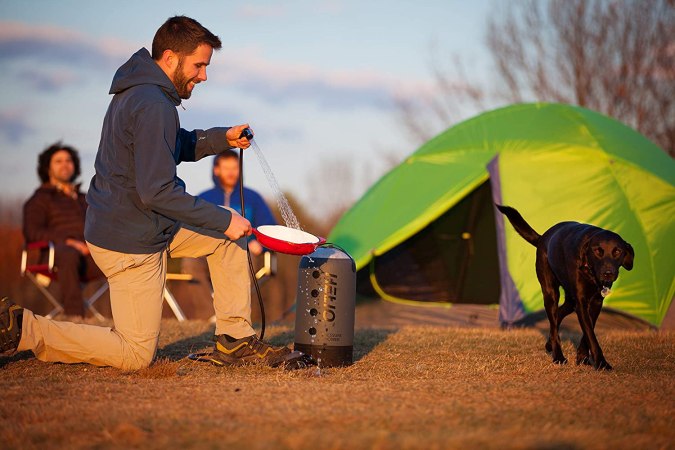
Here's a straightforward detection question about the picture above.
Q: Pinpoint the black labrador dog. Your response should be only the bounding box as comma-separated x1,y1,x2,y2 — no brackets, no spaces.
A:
496,205,634,370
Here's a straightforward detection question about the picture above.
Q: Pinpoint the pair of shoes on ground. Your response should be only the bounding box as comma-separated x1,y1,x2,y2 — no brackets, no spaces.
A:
194,334,312,369
0,297,23,355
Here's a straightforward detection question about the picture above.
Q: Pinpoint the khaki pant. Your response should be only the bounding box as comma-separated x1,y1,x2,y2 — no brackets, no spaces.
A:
17,226,254,370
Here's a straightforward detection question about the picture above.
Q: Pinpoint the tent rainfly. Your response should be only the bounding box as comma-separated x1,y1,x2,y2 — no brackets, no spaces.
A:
328,103,675,327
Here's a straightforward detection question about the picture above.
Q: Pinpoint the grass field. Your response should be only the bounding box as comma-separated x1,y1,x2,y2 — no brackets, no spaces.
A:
1,320,674,449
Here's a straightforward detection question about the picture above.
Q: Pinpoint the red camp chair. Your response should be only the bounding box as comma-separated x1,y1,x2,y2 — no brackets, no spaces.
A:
20,241,109,321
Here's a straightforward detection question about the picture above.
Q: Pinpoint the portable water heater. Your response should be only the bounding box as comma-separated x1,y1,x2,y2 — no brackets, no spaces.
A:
294,247,356,367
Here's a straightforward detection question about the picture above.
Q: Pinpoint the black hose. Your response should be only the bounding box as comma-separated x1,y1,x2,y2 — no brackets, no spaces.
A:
239,144,266,340
319,242,349,254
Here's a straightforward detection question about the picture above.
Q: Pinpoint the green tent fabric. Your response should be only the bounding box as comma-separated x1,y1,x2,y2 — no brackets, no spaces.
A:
328,103,675,327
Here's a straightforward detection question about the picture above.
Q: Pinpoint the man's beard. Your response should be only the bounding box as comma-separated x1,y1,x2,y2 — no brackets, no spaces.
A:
173,58,196,99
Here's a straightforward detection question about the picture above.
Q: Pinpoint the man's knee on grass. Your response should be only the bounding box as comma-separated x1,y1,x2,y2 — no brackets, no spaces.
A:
121,347,155,371
119,334,159,371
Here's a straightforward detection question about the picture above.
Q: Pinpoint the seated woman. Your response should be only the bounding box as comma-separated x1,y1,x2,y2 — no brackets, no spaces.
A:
23,142,103,317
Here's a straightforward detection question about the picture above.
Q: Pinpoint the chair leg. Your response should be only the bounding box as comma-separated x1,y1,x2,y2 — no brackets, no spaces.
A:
26,272,64,318
85,282,109,323
254,251,277,286
163,286,187,322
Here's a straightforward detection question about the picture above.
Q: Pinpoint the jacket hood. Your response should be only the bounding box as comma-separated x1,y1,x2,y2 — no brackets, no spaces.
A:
109,48,181,105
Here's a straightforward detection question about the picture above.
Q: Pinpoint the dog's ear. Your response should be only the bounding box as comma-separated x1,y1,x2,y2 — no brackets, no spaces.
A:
622,242,634,271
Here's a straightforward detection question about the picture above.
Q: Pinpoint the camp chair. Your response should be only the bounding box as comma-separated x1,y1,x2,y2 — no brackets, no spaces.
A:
163,272,190,321
256,251,277,286
155,251,281,322
20,241,109,321
164,251,277,323
83,270,190,322
79,251,276,322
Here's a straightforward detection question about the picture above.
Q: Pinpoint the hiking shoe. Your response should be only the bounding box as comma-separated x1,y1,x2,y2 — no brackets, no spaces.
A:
0,297,23,355
207,334,300,367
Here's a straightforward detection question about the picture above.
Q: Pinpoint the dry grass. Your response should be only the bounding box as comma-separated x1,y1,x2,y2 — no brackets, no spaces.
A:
1,321,674,450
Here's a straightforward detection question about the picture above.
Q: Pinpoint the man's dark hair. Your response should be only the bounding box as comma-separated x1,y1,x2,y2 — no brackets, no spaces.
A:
37,142,81,183
213,150,239,166
152,16,222,60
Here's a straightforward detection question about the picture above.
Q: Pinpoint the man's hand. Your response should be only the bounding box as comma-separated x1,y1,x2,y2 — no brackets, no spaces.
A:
224,211,252,241
65,238,90,256
226,124,253,149
248,239,264,256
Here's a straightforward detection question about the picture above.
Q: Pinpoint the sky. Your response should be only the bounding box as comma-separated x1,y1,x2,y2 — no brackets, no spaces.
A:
0,0,494,220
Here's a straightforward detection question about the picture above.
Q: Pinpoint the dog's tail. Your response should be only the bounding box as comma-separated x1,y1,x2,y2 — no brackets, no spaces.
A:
495,205,540,247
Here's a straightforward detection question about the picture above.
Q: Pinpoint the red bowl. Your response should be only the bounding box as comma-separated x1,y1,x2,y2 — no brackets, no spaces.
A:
252,225,326,255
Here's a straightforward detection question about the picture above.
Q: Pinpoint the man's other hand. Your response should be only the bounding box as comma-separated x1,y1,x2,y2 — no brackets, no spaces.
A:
224,212,252,241
227,124,253,149
65,238,90,256
248,239,264,256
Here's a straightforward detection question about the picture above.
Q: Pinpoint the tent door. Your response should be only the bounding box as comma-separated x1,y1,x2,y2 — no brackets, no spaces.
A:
456,185,485,300
364,181,500,304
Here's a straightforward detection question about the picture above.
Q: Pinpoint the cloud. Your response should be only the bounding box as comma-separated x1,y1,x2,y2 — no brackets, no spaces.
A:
0,21,134,92
0,21,131,69
180,104,306,142
16,68,80,92
0,21,433,111
0,108,34,144
214,50,433,111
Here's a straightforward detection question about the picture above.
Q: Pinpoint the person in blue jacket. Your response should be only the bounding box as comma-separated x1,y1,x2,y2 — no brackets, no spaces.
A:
180,150,277,309
199,150,277,256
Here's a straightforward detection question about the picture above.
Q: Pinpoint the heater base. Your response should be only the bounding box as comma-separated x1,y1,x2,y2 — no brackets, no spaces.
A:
294,343,353,367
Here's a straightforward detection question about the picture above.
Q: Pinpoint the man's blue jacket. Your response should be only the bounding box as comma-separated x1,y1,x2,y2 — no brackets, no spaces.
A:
85,48,235,254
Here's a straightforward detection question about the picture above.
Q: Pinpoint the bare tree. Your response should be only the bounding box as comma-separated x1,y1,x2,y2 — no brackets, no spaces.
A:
394,51,488,145
399,0,675,156
305,156,357,232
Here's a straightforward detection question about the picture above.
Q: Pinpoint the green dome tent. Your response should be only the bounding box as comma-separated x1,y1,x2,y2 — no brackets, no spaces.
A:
329,103,675,327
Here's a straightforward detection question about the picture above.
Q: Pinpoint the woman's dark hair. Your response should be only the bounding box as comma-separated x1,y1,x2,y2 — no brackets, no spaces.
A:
152,16,222,60
37,142,81,183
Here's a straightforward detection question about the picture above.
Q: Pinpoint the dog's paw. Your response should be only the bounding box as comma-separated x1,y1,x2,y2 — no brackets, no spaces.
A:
552,353,568,365
594,358,613,371
576,354,592,366
545,339,552,353
576,350,591,366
